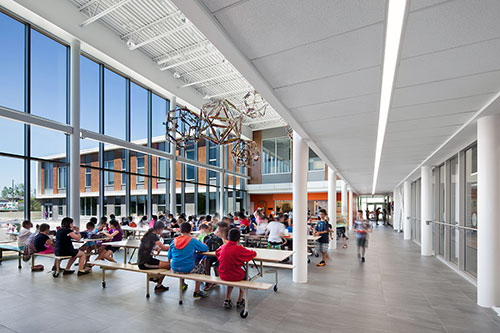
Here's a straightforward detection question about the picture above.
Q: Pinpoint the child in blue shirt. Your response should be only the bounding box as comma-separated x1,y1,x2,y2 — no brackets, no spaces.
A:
168,222,209,298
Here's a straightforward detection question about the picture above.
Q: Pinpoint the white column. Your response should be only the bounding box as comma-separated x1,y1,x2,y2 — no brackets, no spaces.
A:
341,181,347,220
421,166,432,256
219,145,225,216
477,115,500,308
403,181,411,240
292,131,308,283
169,97,177,216
393,187,400,231
348,188,353,231
69,40,80,228
327,168,336,249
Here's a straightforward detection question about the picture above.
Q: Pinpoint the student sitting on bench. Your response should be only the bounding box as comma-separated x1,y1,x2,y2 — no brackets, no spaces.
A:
34,223,54,254
168,222,209,298
95,220,122,263
216,228,257,309
18,220,33,250
138,221,170,293
55,217,89,276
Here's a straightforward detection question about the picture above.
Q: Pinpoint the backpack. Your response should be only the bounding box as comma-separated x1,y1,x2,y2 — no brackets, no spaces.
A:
23,231,39,262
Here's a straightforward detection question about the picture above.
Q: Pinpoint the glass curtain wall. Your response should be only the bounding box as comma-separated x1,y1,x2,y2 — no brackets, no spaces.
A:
0,9,246,229
464,145,477,276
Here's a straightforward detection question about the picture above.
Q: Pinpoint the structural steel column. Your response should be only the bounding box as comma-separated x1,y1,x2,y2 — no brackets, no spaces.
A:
169,96,177,215
403,181,411,240
219,145,225,216
69,40,80,228
477,115,500,308
292,131,308,283
421,166,432,256
328,168,336,249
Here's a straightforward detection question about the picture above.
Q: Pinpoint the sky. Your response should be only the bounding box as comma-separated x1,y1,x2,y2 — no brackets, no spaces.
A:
0,11,169,193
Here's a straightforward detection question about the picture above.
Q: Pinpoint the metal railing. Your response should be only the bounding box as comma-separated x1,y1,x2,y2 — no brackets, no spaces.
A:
422,219,477,231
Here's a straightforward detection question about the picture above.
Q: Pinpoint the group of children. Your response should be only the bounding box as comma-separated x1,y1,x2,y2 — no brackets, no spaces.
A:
137,219,256,308
17,215,124,276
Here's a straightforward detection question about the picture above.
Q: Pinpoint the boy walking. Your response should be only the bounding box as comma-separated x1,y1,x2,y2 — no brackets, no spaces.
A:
354,210,372,262
314,209,332,266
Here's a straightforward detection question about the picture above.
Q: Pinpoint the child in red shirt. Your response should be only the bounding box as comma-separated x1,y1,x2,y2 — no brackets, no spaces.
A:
216,228,256,309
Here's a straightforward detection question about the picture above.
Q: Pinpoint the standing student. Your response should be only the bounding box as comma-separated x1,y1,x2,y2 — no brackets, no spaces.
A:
168,222,209,298
354,210,372,262
202,221,229,291
18,220,33,250
34,223,54,254
95,220,122,262
138,221,170,293
314,209,332,267
216,228,257,309
55,217,89,276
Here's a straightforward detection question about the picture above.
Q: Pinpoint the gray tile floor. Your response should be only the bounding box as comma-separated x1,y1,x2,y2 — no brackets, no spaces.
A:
1,227,499,333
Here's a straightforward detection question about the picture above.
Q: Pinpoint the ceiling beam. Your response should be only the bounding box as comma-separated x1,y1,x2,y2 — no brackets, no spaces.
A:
129,22,192,50
80,0,132,27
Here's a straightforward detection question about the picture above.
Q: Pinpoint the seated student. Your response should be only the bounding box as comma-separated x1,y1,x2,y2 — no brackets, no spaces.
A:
255,216,268,235
197,224,210,242
168,222,209,298
55,217,89,276
79,220,97,260
202,221,228,291
238,212,250,233
266,215,286,249
149,215,158,229
128,216,137,228
18,220,33,250
216,228,257,309
139,215,148,228
97,216,108,232
138,221,170,293
34,223,54,254
95,220,123,263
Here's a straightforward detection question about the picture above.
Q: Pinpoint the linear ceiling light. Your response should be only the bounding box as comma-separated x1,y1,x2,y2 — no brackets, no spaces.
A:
371,0,408,195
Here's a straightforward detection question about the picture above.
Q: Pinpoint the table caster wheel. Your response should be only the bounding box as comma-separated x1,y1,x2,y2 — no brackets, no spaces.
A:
307,258,311,264
273,285,278,292
179,300,183,305
52,271,59,278
102,282,106,288
146,293,150,298
240,310,248,318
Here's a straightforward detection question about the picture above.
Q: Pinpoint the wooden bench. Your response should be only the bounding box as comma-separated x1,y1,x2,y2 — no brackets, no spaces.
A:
0,244,23,269
89,260,271,318
32,253,72,277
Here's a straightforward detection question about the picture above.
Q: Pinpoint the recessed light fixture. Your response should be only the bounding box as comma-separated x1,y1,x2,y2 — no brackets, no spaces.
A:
372,0,408,195
173,71,181,79
126,38,135,49
179,15,189,24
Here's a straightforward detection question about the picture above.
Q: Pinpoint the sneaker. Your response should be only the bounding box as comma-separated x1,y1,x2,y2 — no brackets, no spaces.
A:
316,261,326,267
223,300,233,309
154,285,169,293
193,290,208,298
77,270,90,276
63,270,75,275
236,299,245,309
181,283,188,291
361,257,365,262
343,244,347,248
203,283,215,291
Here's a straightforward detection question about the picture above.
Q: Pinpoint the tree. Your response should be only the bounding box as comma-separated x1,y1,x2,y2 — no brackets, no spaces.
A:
1,183,24,201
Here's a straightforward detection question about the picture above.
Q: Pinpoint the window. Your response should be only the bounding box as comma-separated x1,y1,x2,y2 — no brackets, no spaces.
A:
104,161,114,186
152,94,168,139
85,163,91,188
464,145,477,276
43,163,53,190
131,82,148,142
186,145,196,181
80,56,100,135
0,12,24,111
262,137,291,174
208,140,218,183
137,153,145,184
121,156,127,186
104,68,126,140
158,158,167,181
58,166,67,189
309,149,324,171
31,29,67,123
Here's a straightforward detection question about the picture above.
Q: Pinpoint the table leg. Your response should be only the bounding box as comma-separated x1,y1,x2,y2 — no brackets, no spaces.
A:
146,274,150,298
0,249,3,265
179,278,184,305
18,251,21,269
246,261,250,281
123,247,127,265
102,269,106,288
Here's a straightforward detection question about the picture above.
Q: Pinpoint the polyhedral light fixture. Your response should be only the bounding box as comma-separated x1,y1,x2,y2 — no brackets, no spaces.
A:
200,98,243,145
232,139,260,168
165,107,207,148
241,90,268,119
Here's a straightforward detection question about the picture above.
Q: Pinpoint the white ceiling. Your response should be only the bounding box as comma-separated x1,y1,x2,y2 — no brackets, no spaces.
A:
169,0,500,193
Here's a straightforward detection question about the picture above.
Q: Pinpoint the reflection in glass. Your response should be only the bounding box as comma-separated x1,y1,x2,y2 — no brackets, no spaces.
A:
465,145,477,276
